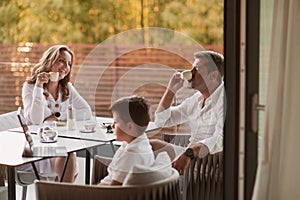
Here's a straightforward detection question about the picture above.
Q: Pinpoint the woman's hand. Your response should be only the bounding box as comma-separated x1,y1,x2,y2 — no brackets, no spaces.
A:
43,114,57,122
36,72,50,88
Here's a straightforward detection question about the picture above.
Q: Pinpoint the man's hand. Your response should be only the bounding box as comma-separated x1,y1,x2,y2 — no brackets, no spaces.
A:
167,72,184,93
190,143,209,158
156,72,184,113
172,152,191,175
172,143,210,175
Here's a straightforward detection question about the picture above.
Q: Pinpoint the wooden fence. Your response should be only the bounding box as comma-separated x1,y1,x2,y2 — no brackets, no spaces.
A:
0,44,222,135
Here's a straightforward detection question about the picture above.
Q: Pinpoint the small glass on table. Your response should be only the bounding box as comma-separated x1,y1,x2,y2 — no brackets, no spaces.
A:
40,121,58,143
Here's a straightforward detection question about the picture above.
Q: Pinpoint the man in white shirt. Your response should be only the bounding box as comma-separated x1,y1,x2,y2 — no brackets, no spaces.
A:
152,50,225,175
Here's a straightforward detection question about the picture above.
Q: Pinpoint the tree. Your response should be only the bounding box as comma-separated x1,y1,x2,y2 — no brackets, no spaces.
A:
0,0,223,45
161,0,223,45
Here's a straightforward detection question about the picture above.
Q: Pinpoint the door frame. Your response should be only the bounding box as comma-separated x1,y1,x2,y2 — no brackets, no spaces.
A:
224,0,260,199
224,0,241,199
244,0,260,199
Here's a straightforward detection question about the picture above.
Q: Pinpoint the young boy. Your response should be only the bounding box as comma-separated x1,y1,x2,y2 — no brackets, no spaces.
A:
99,95,155,185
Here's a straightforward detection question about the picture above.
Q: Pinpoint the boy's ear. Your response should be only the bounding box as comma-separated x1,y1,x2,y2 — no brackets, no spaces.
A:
127,121,134,131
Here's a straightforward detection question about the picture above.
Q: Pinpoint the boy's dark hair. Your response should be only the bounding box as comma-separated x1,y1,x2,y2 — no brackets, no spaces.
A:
110,95,150,135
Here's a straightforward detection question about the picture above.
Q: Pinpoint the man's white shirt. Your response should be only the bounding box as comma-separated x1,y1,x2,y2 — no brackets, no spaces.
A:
155,82,225,154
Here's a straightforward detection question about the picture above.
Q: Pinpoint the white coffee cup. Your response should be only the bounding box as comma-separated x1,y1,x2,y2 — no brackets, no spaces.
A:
82,112,97,132
49,72,59,82
181,70,192,81
83,121,96,132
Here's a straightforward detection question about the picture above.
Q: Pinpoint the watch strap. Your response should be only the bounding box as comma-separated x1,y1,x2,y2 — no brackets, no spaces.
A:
184,148,194,160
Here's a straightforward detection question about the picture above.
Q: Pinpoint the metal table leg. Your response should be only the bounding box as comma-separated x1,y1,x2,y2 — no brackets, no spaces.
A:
31,162,40,180
7,166,16,200
85,150,90,185
60,153,71,182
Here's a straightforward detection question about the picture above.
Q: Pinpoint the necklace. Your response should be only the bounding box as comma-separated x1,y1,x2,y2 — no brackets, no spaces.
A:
43,90,60,109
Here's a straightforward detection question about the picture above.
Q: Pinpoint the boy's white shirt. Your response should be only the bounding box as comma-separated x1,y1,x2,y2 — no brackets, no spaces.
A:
100,133,155,184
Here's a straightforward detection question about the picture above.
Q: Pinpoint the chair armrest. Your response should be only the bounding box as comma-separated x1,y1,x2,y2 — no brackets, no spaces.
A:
161,133,191,147
35,168,181,200
0,165,6,186
0,111,19,131
185,151,223,200
92,155,112,185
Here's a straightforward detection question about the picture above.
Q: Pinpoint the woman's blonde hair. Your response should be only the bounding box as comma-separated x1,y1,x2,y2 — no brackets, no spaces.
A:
27,45,75,101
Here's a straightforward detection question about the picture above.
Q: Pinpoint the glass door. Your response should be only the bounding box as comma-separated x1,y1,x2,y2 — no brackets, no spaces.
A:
218,0,274,199
244,0,274,199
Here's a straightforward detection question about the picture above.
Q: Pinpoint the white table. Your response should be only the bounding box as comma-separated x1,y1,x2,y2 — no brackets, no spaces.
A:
9,117,117,185
29,122,115,142
0,131,103,200
8,117,160,140
9,117,116,142
7,117,161,186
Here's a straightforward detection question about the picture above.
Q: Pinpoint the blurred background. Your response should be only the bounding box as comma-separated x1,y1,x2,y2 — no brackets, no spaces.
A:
0,0,223,136
0,0,223,44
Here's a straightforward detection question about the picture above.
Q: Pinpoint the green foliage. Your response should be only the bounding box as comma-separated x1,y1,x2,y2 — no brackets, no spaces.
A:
161,0,223,45
0,0,223,45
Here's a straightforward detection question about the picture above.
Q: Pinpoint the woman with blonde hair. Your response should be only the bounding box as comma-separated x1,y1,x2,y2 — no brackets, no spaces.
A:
20,45,91,182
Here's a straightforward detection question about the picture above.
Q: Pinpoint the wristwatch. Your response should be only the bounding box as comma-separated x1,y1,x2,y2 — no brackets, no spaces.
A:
184,148,194,160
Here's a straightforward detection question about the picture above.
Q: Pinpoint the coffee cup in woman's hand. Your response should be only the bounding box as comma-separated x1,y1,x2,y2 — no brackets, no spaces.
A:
49,72,59,82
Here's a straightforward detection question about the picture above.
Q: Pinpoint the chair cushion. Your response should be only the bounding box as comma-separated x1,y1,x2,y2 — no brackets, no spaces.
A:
0,187,8,200
123,151,172,186
0,111,19,131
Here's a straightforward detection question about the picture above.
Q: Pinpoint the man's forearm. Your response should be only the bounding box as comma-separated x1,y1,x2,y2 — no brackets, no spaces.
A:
156,88,175,113
190,143,209,158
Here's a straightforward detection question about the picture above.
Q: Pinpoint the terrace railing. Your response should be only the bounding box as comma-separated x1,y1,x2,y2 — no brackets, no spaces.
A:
0,43,222,136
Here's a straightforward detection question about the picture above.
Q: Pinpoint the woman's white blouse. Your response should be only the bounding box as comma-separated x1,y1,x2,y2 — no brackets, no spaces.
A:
22,82,92,125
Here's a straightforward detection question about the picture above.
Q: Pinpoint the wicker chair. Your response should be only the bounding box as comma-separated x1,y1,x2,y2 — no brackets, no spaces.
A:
36,160,180,200
0,165,6,186
185,152,223,200
0,165,7,200
91,155,111,185
161,133,223,200
162,133,191,147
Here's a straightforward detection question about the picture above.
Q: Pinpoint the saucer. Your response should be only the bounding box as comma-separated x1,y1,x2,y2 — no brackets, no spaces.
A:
80,130,96,133
55,121,67,126
40,139,57,143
